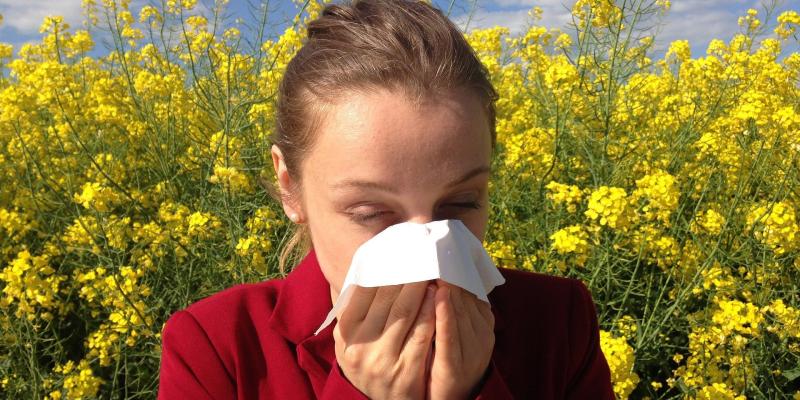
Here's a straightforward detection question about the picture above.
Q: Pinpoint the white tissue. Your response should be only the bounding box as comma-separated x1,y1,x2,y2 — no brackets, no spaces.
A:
314,219,506,335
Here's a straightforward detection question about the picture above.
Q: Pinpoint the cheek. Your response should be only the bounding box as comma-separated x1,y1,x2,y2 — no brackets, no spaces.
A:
464,211,489,242
306,206,368,294
311,236,352,295
460,193,490,241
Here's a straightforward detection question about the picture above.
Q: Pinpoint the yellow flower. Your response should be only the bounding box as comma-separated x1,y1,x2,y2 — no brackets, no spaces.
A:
696,383,746,400
208,165,253,193
545,181,583,213
0,43,12,60
600,330,640,399
55,359,102,399
666,39,691,62
585,186,632,230
73,182,122,213
632,170,679,225
691,208,726,236
549,225,590,267
746,201,799,255
775,11,800,39
0,250,64,320
484,240,516,269
764,299,800,339
138,5,160,23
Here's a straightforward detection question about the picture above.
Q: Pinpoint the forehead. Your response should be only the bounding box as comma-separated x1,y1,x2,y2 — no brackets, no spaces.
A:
304,87,491,190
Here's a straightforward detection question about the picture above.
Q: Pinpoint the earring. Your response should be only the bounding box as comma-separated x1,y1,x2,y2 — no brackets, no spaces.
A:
289,213,301,223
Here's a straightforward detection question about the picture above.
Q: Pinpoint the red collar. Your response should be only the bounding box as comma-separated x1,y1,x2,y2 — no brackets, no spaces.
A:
267,248,334,345
266,248,338,394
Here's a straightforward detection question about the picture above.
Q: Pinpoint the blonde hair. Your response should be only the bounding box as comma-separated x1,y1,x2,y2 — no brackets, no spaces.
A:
265,0,498,273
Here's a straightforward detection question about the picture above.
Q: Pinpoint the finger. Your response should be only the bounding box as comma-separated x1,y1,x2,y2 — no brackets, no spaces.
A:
475,297,495,327
462,293,496,379
450,286,476,363
383,281,430,355
357,284,403,341
337,285,378,333
465,292,493,331
400,283,436,358
434,284,461,366
462,290,494,349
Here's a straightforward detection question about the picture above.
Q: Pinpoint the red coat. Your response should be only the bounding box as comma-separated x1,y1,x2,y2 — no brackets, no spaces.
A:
158,248,614,399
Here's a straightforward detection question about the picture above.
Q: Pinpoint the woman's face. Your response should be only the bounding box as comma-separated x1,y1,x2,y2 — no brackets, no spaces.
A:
272,86,492,302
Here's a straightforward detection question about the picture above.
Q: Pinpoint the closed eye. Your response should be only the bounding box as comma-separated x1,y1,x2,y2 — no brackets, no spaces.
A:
349,210,390,223
348,201,483,224
447,201,482,210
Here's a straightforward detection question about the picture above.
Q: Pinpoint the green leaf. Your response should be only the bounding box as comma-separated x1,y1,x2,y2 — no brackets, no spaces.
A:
783,366,800,382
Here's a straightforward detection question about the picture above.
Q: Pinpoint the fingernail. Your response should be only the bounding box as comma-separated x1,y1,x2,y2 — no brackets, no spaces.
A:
426,284,436,299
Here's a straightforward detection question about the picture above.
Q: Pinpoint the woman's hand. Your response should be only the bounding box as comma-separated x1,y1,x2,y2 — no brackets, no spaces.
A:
333,281,437,400
427,282,495,400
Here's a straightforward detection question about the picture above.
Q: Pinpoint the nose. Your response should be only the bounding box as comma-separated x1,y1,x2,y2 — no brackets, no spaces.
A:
406,215,440,233
406,213,433,223
405,210,445,225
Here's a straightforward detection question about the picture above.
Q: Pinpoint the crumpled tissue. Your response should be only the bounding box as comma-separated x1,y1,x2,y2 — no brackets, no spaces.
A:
314,219,506,335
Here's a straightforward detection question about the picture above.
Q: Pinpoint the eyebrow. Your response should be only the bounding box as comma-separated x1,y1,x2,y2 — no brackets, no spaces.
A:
330,165,491,193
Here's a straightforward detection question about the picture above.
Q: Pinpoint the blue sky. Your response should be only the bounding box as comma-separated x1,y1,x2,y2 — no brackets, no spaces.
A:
450,0,798,56
0,0,797,59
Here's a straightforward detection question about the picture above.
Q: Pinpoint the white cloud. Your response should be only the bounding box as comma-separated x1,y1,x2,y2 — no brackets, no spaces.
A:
490,0,538,7
535,0,575,29
491,0,567,8
451,0,573,34
651,0,773,55
0,0,86,35
452,0,786,57
655,8,738,55
452,8,534,34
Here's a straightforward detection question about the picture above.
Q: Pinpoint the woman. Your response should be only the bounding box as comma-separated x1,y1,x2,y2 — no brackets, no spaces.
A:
157,0,614,398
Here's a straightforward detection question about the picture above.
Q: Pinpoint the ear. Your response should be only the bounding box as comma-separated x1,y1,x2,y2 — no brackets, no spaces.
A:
271,144,304,221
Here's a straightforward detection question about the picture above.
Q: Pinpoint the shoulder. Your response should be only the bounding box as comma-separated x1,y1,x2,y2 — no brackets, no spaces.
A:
158,279,288,398
161,278,285,344
495,267,580,293
187,279,284,321
490,267,593,315
489,267,600,351
488,268,611,397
